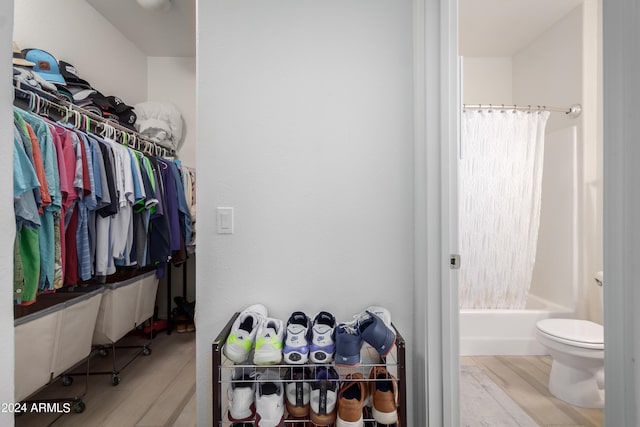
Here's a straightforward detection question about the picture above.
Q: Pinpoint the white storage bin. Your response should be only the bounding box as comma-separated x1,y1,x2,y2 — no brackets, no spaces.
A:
14,288,103,402
92,271,159,345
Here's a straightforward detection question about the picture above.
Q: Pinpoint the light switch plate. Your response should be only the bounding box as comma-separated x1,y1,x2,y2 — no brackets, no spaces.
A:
216,207,234,234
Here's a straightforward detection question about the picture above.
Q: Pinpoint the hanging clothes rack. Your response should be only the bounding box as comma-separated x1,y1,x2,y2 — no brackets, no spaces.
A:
463,103,582,118
13,81,174,158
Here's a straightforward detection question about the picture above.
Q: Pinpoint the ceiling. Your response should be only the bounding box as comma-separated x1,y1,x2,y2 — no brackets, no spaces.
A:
87,0,581,59
86,0,195,57
459,0,583,57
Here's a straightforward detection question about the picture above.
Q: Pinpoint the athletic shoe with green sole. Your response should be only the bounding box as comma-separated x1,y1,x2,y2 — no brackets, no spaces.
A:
254,317,285,364
224,304,268,363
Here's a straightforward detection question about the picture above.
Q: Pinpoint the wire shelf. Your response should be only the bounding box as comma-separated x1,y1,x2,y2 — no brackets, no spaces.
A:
219,343,400,385
212,312,406,427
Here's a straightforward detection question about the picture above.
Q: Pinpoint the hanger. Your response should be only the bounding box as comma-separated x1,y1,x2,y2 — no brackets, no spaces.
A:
41,100,52,119
73,110,82,129
121,130,129,147
27,92,37,113
143,140,149,155
60,105,70,124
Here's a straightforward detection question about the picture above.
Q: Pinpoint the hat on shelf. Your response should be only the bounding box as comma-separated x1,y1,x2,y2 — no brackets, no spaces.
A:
82,104,103,117
56,87,74,103
23,48,66,85
58,61,92,89
107,96,134,114
105,95,137,131
118,109,137,132
103,111,120,122
12,42,35,67
68,86,97,102
88,91,112,110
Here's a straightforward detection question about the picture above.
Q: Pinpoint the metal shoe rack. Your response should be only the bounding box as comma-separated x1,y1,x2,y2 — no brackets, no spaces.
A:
212,312,406,426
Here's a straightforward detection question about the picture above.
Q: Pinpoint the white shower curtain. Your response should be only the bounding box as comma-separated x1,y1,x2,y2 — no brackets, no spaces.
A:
459,109,550,309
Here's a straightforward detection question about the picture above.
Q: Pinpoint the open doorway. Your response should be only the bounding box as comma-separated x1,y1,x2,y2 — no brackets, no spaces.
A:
457,0,603,425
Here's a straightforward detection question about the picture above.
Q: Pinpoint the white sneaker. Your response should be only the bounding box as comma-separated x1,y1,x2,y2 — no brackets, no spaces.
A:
253,317,285,365
309,311,336,363
227,368,256,422
255,369,285,427
283,311,311,364
361,305,392,327
224,304,268,363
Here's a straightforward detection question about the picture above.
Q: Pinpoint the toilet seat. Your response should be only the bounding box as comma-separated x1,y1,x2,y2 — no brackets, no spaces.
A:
536,319,604,350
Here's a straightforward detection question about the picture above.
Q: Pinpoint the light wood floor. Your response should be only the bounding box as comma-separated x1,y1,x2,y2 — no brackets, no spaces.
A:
15,335,603,427
16,330,196,427
462,356,604,427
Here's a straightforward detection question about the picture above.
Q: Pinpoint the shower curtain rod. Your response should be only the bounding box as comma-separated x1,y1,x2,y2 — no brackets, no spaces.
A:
463,103,582,118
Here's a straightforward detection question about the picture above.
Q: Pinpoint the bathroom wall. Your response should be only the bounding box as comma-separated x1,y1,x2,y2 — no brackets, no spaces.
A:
531,125,578,309
514,5,583,311
512,6,583,132
462,57,513,105
514,2,602,321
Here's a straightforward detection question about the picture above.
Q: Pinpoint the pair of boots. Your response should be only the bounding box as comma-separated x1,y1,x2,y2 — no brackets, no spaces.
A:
173,296,195,333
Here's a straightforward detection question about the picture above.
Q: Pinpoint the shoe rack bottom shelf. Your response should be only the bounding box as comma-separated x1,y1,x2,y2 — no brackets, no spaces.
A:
212,312,406,427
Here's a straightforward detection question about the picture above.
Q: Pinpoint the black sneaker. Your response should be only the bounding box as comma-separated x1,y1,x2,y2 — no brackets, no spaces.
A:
309,366,339,426
284,366,312,418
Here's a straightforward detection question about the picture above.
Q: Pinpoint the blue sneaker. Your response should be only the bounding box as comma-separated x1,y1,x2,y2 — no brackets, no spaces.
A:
283,311,311,364
357,308,396,357
335,321,363,367
309,311,336,363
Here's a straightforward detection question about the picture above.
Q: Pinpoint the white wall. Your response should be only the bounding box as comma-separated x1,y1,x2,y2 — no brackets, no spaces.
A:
581,0,603,323
13,0,148,104
512,5,583,133
513,5,583,310
514,3,602,321
531,126,578,309
1,2,16,425
196,2,414,425
147,56,196,168
462,57,512,105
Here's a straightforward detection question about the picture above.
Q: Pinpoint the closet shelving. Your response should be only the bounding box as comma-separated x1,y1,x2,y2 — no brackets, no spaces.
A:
212,312,407,426
13,81,175,157
15,83,197,339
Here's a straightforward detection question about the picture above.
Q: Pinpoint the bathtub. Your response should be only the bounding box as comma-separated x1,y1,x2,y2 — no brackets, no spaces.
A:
459,294,574,356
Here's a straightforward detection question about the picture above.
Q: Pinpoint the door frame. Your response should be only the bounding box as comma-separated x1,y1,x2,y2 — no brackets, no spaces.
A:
602,1,638,425
413,0,459,425
421,1,638,426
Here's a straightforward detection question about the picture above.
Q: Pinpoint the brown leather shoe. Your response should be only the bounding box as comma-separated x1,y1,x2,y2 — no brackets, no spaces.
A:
368,366,398,425
337,373,367,426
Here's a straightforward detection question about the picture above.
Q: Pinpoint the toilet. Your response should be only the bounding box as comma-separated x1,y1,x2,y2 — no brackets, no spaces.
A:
535,272,604,408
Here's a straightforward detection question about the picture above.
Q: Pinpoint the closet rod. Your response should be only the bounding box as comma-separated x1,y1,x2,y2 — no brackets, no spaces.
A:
13,82,175,157
463,103,582,118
